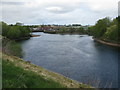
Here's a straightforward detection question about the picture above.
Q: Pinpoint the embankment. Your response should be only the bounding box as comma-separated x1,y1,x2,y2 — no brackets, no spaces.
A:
93,37,120,47
2,52,92,88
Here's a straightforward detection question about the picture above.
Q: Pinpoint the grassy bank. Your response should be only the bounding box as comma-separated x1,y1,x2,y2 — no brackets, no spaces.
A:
2,53,92,88
3,59,63,88
2,37,23,57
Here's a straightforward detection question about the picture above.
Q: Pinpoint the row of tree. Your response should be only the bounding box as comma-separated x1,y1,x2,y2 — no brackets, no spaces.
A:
1,22,31,40
57,27,86,34
88,17,120,43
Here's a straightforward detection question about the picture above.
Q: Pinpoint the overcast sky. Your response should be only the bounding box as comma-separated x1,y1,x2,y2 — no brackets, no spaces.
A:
1,0,119,25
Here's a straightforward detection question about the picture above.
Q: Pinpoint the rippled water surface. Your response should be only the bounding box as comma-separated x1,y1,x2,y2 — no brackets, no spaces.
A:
20,32,119,88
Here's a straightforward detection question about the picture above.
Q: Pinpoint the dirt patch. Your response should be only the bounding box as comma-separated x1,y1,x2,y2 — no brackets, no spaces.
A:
31,34,41,37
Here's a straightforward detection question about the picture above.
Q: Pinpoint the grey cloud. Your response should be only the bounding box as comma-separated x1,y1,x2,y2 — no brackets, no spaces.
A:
1,1,25,5
1,0,118,25
44,2,82,14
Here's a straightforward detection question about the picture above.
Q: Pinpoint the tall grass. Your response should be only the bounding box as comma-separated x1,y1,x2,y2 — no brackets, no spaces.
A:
2,37,23,57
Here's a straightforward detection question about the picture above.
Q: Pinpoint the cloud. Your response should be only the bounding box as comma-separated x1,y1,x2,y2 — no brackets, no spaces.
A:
46,7,64,13
1,0,118,25
87,0,118,12
1,1,25,5
45,6,77,14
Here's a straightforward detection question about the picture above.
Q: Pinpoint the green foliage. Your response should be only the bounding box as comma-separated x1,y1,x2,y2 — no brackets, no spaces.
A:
94,17,111,38
2,38,23,57
1,22,31,40
3,59,64,88
88,17,119,43
69,28,76,33
7,26,21,39
87,26,96,35
1,22,10,36
77,27,86,34
116,16,120,41
19,26,31,37
104,25,118,41
58,27,86,34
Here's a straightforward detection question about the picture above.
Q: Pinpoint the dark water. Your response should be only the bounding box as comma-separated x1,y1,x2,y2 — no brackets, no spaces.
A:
20,32,119,88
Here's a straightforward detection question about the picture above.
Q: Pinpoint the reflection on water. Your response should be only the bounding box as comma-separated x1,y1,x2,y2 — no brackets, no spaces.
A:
20,32,119,88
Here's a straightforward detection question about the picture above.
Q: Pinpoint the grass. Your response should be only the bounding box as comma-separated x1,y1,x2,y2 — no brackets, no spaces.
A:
2,53,92,88
3,59,64,88
2,37,23,57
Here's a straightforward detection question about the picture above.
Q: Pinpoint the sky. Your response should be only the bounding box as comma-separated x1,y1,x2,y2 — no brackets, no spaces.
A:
1,0,119,25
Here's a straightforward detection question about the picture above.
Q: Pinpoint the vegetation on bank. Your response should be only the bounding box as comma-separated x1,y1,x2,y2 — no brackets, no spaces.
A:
3,59,63,88
1,16,119,88
1,22,31,40
88,16,120,43
2,53,92,88
1,21,32,57
57,27,86,34
2,37,23,57
44,27,87,35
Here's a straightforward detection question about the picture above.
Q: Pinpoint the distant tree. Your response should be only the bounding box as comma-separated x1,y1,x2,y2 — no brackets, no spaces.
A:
72,24,81,26
69,28,75,33
87,26,96,35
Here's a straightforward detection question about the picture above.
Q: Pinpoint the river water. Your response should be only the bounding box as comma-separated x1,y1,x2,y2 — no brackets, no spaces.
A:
20,32,119,88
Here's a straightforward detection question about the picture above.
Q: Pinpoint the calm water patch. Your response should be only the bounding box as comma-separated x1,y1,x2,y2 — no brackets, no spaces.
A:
20,32,119,88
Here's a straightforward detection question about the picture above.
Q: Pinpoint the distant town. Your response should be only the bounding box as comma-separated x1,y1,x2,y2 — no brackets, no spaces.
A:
14,22,90,33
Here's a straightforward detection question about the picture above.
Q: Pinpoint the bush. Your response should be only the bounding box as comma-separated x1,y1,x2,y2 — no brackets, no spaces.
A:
104,25,118,42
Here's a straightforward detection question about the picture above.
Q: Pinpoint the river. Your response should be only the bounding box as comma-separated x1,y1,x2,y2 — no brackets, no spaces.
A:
19,32,119,88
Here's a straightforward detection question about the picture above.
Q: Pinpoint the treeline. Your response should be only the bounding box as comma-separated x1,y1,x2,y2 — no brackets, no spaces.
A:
1,22,31,40
58,27,86,34
1,22,31,57
88,17,120,43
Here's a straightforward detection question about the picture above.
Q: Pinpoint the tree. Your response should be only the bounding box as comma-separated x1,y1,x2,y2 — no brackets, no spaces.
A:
7,26,21,39
94,17,111,38
1,22,10,36
104,25,118,41
19,26,30,37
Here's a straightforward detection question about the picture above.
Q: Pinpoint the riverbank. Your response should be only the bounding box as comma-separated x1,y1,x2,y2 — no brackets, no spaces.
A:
43,31,87,35
93,37,120,47
30,34,41,37
2,52,92,88
13,34,40,41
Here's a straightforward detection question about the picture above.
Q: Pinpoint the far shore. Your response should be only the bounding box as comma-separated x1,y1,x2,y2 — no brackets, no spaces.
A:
93,37,120,47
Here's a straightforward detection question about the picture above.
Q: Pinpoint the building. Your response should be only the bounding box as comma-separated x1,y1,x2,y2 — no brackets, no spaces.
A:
16,22,24,26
